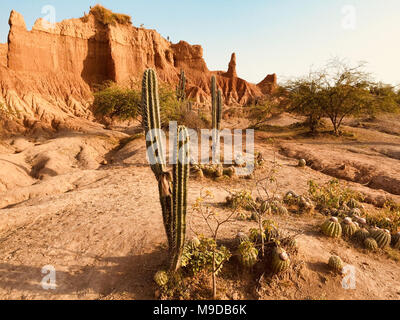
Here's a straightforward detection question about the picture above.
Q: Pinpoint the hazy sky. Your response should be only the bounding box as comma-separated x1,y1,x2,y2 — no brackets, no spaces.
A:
0,0,399,85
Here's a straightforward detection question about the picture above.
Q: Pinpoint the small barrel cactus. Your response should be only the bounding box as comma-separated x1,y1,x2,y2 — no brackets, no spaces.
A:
372,229,391,249
271,247,291,274
276,205,289,215
154,271,169,287
298,159,307,167
354,228,370,243
223,166,236,178
259,201,270,214
328,255,344,273
341,217,358,238
392,232,400,250
357,217,367,226
364,237,378,251
321,217,342,238
264,225,280,242
189,236,201,249
347,198,360,209
349,208,362,217
238,241,259,268
215,165,223,178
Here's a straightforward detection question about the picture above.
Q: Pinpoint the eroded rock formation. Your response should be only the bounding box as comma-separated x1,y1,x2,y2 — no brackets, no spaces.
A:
0,7,277,132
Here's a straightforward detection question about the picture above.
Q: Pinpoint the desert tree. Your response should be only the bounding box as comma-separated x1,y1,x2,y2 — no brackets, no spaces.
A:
190,189,237,299
248,139,280,257
284,58,399,135
283,70,326,133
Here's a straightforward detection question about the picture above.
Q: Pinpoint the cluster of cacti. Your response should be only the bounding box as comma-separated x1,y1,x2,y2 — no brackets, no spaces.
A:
154,270,169,287
176,70,186,102
142,68,190,271
259,199,288,216
364,237,378,251
211,76,223,162
225,190,256,211
271,247,291,274
341,217,358,238
321,217,342,238
191,163,238,180
328,256,344,273
283,191,314,214
371,228,391,248
237,240,259,268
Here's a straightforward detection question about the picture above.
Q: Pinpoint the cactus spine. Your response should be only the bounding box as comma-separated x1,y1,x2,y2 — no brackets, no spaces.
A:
142,68,190,271
176,70,186,102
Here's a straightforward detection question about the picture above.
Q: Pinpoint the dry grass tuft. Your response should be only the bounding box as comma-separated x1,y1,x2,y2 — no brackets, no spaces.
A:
83,4,132,26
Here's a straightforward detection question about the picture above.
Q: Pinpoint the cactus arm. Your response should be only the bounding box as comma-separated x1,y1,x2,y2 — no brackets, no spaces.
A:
211,75,217,129
142,69,166,176
217,89,222,131
142,68,173,249
170,125,190,270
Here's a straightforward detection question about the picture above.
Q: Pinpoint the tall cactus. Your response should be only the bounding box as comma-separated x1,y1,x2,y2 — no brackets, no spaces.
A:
176,70,186,102
211,75,223,162
142,68,190,271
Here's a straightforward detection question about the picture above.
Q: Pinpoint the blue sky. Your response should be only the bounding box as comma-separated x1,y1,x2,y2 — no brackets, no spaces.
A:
0,0,399,85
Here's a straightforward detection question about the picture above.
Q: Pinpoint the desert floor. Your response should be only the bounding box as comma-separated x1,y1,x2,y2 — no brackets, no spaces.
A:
0,113,399,300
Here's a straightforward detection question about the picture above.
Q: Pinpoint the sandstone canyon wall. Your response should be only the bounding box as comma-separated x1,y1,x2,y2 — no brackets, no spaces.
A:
0,8,277,133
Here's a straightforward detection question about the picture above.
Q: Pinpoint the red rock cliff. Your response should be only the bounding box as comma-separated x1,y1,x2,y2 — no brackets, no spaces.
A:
0,8,277,131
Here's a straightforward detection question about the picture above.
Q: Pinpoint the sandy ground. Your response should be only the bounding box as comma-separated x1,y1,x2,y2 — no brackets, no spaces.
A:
0,115,399,300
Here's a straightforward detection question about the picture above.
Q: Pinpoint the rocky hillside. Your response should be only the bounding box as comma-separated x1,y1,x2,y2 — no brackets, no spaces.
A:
0,6,276,133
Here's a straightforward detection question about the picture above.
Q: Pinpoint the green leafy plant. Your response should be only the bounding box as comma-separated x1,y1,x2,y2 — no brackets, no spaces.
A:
308,179,363,212
181,236,231,276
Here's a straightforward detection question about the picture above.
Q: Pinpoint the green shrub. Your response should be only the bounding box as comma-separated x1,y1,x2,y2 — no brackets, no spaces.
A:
181,237,231,275
93,82,140,120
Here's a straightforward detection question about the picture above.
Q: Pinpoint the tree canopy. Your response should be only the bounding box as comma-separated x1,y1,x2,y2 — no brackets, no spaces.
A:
283,59,399,135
